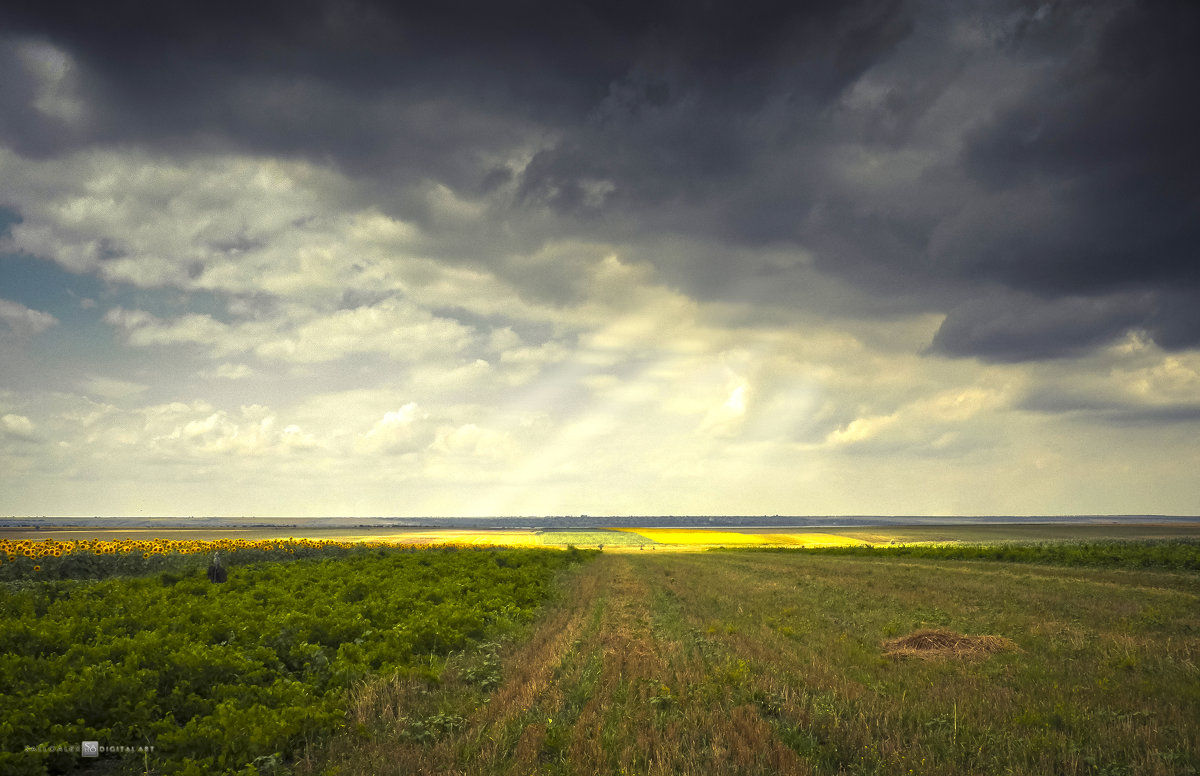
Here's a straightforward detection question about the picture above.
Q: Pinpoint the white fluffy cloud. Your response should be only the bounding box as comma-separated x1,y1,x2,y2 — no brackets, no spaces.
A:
357,403,432,455
1,148,539,321
431,423,515,460
2,413,37,440
825,386,1008,453
206,363,255,380
105,297,475,364
4,150,347,289
79,375,148,400
0,299,57,336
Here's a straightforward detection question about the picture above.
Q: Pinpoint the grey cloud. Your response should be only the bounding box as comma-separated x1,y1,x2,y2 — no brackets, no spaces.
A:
0,206,20,239
1,0,913,195
820,0,1200,359
479,166,514,195
936,1,1200,355
1020,388,1200,427
0,5,569,198
0,40,86,158
929,292,1149,362
0,298,57,337
1103,405,1200,426
1,412,40,442
0,0,638,153
514,1,914,220
1017,387,1119,416
207,231,266,257
1144,292,1200,352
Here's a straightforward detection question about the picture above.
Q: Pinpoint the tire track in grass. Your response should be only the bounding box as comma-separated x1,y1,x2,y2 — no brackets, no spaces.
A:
548,554,807,776
637,556,811,776
644,552,873,773
401,553,811,775
435,559,605,775
309,559,603,776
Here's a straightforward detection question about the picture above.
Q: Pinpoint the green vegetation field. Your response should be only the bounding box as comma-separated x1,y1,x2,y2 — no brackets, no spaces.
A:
0,545,591,775
2,537,1198,775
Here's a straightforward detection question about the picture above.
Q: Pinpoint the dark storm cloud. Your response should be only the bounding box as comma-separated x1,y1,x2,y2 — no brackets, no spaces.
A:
0,0,912,182
960,2,1200,293
503,0,1200,357
1020,387,1200,427
2,0,1198,361
0,0,631,176
0,206,20,239
0,1,847,151
514,1,913,213
930,292,1149,362
0,43,78,157
929,0,1200,358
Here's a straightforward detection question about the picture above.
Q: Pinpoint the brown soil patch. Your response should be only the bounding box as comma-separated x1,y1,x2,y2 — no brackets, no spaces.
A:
882,629,1018,659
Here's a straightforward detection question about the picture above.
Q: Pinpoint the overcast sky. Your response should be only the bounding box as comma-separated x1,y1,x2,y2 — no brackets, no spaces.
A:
2,0,1198,517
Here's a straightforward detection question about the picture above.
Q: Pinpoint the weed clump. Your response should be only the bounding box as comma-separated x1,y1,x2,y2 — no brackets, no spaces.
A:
882,629,1017,659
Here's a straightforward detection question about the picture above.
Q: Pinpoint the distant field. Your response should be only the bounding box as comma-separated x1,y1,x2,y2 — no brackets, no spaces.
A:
6,522,1196,549
537,530,655,547
371,529,545,547
615,527,772,545
612,527,868,547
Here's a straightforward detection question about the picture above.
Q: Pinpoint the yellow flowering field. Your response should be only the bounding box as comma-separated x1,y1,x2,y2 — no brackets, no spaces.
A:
343,530,548,547
610,528,870,547
392,530,545,547
612,528,772,545
756,532,869,547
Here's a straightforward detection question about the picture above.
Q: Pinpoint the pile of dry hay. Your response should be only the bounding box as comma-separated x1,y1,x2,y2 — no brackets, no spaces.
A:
882,629,1018,659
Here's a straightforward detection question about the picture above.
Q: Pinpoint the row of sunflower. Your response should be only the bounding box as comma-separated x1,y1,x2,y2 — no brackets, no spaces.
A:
0,536,423,581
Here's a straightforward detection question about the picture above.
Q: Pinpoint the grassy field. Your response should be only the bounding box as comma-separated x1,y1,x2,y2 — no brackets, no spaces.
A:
302,548,1200,776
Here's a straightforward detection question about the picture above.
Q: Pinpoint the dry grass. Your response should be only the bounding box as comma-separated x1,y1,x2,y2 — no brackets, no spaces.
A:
881,628,1019,659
